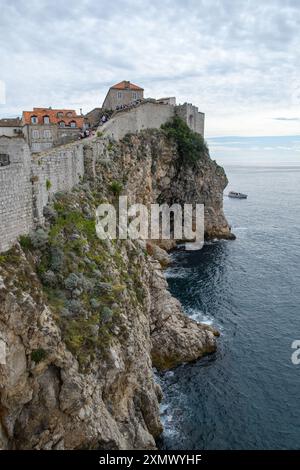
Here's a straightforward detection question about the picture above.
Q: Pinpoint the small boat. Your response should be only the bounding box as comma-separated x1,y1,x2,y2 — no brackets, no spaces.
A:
228,191,248,199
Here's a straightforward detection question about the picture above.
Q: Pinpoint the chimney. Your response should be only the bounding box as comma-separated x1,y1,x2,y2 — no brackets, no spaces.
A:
80,108,83,115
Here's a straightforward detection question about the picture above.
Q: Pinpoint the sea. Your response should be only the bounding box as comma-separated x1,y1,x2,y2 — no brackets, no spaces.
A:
157,152,300,450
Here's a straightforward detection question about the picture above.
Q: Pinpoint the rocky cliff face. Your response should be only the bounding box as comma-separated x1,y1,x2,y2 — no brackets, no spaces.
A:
88,129,233,240
0,129,231,449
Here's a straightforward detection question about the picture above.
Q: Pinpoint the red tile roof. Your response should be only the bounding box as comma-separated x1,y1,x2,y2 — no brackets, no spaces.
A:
22,108,84,127
111,81,144,91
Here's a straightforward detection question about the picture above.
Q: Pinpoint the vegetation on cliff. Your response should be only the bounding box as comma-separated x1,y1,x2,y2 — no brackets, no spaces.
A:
15,188,147,370
161,116,208,165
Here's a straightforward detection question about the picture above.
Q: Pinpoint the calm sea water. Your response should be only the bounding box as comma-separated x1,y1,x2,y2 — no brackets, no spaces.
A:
157,154,300,450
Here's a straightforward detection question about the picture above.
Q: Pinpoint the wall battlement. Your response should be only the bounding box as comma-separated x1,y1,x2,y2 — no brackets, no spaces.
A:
100,100,205,141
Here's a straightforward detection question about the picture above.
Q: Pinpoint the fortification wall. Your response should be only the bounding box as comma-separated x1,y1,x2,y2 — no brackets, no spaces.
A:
31,142,85,223
101,101,205,140
0,137,33,252
101,102,174,140
176,103,205,136
0,138,85,252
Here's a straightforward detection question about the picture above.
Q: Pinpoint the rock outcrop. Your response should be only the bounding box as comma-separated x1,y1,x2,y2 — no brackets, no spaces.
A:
0,242,163,450
86,129,233,240
0,128,232,449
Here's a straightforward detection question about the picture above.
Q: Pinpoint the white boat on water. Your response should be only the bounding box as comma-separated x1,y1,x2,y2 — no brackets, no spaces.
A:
228,191,248,199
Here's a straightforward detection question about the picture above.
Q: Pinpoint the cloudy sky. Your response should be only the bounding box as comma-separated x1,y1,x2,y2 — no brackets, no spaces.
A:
0,0,299,143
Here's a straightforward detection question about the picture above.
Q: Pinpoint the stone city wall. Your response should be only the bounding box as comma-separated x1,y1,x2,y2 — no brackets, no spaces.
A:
0,137,85,252
0,137,33,252
101,101,174,141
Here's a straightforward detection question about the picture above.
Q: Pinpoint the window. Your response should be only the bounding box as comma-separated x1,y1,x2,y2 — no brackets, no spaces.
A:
132,92,137,100
67,112,73,117
32,143,40,152
32,130,39,139
31,115,38,124
70,121,76,128
58,121,65,127
44,130,51,138
0,154,10,167
57,112,63,118
117,91,122,99
43,115,50,124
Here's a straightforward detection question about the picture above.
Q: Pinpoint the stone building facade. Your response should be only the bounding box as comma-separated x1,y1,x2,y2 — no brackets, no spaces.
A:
22,108,84,153
0,111,84,153
156,97,177,106
84,107,104,130
0,118,23,138
102,81,144,110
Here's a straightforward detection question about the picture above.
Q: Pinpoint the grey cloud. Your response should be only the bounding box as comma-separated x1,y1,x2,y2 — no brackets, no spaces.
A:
0,0,299,133
273,117,300,121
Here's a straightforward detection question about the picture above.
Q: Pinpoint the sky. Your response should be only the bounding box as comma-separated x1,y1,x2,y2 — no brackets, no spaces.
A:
207,135,300,163
0,0,300,147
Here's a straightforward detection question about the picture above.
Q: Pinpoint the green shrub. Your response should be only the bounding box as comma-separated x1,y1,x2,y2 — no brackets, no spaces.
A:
64,272,80,290
97,131,103,138
63,313,113,369
122,133,133,143
30,228,48,249
101,306,113,323
46,179,52,191
161,116,208,165
49,246,64,271
19,234,33,250
41,270,57,287
109,180,123,196
31,348,47,363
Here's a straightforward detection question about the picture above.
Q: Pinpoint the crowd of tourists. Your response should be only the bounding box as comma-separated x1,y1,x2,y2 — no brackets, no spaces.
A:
79,100,144,139
115,99,143,111
79,128,95,139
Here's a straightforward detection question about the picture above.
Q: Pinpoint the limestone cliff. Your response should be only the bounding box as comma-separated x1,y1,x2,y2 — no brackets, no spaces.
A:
87,129,233,240
0,128,232,450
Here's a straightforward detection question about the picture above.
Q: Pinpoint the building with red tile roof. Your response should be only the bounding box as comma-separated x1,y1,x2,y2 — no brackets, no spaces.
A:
21,108,84,153
22,108,84,128
102,81,144,110
110,81,144,91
